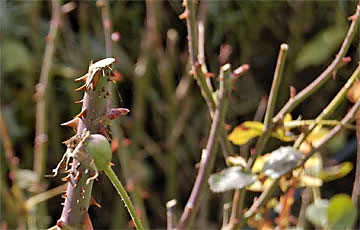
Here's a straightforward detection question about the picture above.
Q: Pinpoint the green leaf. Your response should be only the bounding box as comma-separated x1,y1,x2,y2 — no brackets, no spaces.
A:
306,200,329,227
295,25,347,70
208,166,257,193
228,121,264,145
319,162,353,182
263,146,302,179
327,194,357,228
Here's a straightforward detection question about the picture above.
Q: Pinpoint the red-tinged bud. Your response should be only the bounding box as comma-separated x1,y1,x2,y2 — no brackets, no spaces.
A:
289,86,297,99
111,31,121,42
205,72,214,78
111,138,119,152
107,108,130,120
342,56,351,64
332,70,337,79
123,138,131,147
75,109,87,118
61,118,80,132
75,73,88,82
233,64,250,78
109,70,122,82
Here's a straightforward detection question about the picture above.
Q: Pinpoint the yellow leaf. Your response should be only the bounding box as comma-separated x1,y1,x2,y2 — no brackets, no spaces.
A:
228,121,264,146
252,153,270,174
319,162,353,181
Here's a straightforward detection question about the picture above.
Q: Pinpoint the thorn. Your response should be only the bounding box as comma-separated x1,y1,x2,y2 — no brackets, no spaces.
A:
75,84,87,91
68,208,72,213
74,171,82,181
179,9,189,19
109,162,115,166
75,109,87,118
61,193,67,199
90,196,102,208
75,73,88,82
61,174,71,182
61,118,80,132
74,99,84,104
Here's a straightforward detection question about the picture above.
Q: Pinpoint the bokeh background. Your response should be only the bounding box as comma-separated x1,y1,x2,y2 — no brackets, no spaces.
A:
1,1,359,229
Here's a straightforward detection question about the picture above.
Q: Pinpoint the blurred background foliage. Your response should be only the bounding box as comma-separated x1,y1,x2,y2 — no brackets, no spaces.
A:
0,0,359,229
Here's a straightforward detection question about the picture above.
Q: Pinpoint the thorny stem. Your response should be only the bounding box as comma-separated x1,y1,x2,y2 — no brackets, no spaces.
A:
58,58,115,228
34,0,62,185
177,64,232,229
104,166,144,230
274,3,360,122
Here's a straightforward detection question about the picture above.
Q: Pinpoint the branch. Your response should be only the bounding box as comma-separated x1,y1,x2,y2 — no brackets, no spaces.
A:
176,64,232,229
33,0,62,183
274,3,360,122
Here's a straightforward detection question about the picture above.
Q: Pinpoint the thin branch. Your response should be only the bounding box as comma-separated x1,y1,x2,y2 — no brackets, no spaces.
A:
33,0,62,182
263,43,289,128
302,98,360,163
352,108,360,215
176,64,232,229
294,63,360,148
274,3,360,122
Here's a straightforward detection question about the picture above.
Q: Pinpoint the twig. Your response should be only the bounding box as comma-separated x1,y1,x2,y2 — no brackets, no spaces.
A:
352,108,360,226
274,3,360,122
33,0,62,182
294,63,360,148
263,43,289,128
176,64,232,229
247,43,289,170
166,199,177,230
302,98,360,163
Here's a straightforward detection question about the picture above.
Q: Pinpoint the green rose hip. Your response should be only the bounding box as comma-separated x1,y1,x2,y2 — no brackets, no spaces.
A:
85,134,112,170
